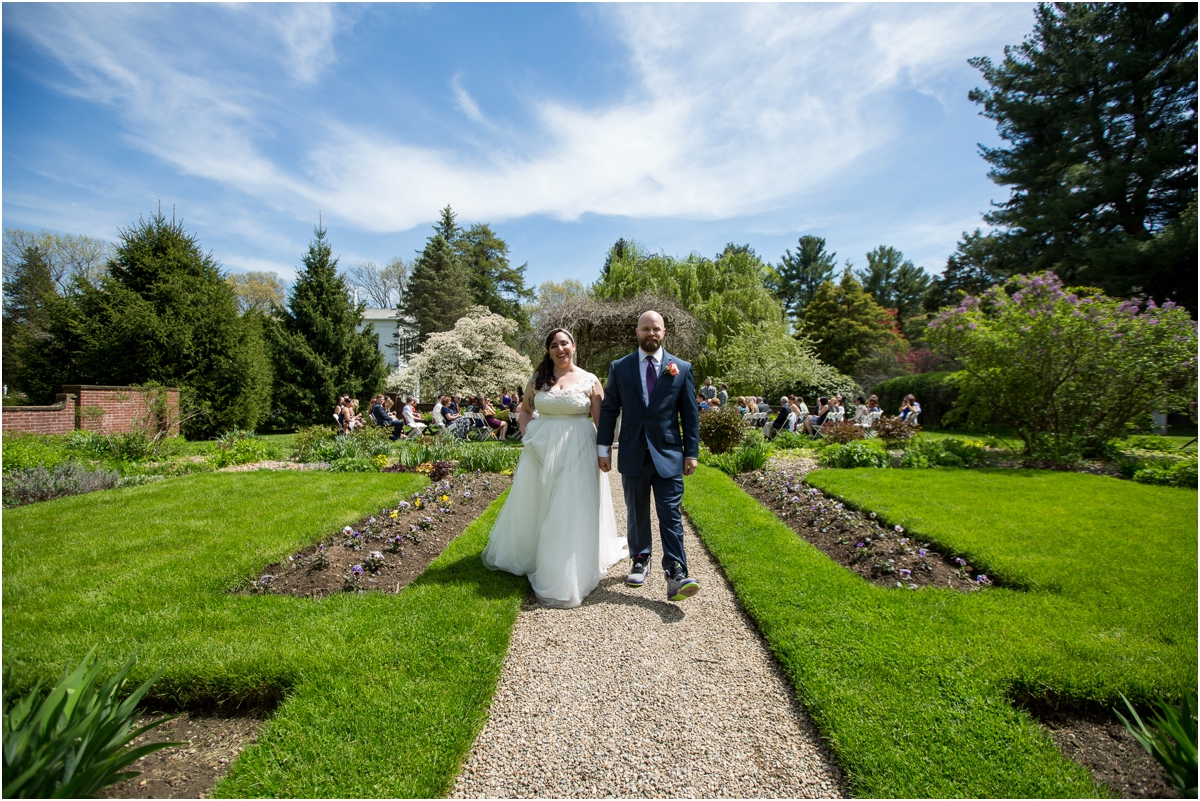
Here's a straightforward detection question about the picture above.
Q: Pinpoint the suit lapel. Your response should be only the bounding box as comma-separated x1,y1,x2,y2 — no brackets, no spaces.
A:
628,352,648,409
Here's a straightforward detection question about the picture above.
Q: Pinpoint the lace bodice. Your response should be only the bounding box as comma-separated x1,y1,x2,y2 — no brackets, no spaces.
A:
534,373,598,417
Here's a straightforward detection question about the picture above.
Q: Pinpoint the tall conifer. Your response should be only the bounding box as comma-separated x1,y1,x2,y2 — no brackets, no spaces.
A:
266,225,387,426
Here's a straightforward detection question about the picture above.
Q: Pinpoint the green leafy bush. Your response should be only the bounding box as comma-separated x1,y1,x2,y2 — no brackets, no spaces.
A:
328,457,381,473
206,430,283,469
1116,694,1197,796
1133,458,1198,489
299,426,392,463
818,440,888,469
699,439,771,475
771,430,811,451
871,371,960,427
1,436,69,473
2,464,122,506
1114,435,1181,453
2,650,177,798
698,407,744,454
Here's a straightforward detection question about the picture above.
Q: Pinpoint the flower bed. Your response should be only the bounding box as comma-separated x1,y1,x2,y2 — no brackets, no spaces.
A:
736,458,991,592
245,472,511,599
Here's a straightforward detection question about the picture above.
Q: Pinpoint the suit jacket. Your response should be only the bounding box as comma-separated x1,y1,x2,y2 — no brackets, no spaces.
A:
597,350,699,478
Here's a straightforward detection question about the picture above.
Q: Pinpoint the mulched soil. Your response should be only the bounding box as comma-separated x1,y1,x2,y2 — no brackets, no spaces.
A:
239,471,511,598
735,455,993,592
1025,703,1183,798
98,712,264,799
737,454,1181,798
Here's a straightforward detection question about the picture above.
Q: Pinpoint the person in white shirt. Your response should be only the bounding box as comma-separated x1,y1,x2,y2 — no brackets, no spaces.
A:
401,396,426,436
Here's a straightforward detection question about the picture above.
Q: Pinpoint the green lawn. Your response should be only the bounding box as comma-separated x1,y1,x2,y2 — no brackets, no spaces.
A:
3,471,526,797
682,466,1197,798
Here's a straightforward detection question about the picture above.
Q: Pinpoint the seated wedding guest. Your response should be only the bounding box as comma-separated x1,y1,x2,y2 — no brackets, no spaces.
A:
756,397,771,414
334,395,350,432
853,396,868,424
899,393,922,424
402,396,426,436
431,396,446,428
708,397,722,408
696,393,710,411
863,395,883,427
480,396,508,441
442,395,461,425
347,398,366,431
370,395,405,440
803,397,831,436
500,386,512,410
765,395,791,440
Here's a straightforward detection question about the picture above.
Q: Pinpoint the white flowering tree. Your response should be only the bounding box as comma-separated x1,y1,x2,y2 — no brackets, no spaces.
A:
386,306,534,400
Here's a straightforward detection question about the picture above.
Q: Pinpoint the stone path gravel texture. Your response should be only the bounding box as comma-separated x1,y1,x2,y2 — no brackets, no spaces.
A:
453,465,845,799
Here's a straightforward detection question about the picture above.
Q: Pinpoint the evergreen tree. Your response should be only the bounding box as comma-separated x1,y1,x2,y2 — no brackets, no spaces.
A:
401,232,475,341
12,212,272,436
265,225,387,427
857,245,931,335
455,222,533,329
2,245,56,390
966,2,1197,309
798,270,902,376
773,235,837,322
925,230,1006,312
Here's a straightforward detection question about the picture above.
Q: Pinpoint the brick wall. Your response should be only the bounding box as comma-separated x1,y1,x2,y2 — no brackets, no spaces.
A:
1,394,77,435
2,386,181,437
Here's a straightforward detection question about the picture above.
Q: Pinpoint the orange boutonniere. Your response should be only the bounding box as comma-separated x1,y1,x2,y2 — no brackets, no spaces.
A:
667,362,679,377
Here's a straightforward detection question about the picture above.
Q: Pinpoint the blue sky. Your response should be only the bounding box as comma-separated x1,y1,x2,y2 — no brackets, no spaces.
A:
3,3,1037,292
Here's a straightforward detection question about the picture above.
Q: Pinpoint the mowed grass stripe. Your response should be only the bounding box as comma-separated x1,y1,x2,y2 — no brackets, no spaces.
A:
3,472,527,798
682,466,1196,798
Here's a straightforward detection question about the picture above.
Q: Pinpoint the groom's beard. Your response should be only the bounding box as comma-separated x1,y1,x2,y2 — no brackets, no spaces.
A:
637,333,662,352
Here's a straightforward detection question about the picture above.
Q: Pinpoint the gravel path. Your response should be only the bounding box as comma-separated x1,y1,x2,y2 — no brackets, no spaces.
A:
453,464,845,798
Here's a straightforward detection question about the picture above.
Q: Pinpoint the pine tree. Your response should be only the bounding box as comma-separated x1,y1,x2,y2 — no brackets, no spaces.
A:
402,231,475,341
925,230,1005,312
2,245,56,389
12,212,272,436
798,270,902,376
857,246,931,337
265,225,387,427
455,222,533,330
774,235,837,322
966,3,1197,309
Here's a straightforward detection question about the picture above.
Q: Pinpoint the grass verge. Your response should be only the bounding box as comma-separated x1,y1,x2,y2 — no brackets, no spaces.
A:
682,465,1196,797
3,471,526,797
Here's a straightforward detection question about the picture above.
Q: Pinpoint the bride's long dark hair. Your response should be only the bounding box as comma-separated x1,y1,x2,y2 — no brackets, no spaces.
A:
533,328,575,390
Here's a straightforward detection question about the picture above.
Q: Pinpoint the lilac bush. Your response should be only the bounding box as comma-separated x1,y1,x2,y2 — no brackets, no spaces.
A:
927,272,1197,456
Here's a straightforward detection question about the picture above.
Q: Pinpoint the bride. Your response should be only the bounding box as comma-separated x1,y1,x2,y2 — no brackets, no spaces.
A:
482,328,626,608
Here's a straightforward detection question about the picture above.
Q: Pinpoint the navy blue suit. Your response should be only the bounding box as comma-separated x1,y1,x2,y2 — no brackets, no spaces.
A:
597,350,699,572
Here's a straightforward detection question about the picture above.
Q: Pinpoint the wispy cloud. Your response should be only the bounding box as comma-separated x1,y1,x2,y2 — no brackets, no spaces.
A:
7,3,1033,237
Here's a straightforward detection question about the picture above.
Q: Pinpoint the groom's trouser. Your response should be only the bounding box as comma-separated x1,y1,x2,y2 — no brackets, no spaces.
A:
623,449,688,573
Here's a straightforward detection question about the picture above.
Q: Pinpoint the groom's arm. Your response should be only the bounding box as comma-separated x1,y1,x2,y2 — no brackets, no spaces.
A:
679,363,700,475
597,361,621,471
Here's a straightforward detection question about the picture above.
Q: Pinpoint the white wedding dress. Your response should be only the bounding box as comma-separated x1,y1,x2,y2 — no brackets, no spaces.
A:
482,373,626,608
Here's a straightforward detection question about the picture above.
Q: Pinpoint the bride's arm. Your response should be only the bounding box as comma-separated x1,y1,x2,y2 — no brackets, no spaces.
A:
517,378,536,436
590,376,604,427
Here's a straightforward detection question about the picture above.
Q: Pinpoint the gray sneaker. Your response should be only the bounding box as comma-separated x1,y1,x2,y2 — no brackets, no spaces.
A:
665,562,699,601
627,553,651,587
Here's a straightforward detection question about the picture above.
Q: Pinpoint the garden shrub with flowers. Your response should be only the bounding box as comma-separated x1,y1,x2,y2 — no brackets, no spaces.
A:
926,271,1198,458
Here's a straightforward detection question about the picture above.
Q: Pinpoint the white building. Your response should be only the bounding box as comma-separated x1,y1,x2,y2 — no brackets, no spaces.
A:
357,308,419,369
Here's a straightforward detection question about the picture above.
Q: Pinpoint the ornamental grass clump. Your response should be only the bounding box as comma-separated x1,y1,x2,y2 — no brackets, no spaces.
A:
1116,694,1198,796
926,271,1198,458
2,650,177,799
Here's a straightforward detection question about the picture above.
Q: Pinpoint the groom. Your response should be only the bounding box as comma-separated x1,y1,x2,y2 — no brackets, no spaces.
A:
597,310,701,602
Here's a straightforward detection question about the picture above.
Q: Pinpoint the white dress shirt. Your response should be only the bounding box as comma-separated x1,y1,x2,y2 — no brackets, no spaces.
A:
599,348,661,458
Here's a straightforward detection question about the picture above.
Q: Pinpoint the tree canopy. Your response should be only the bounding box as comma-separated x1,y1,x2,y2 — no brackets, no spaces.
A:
772,235,837,323
227,271,285,314
265,225,387,427
964,2,1197,310
12,212,272,436
857,245,931,338
798,270,902,377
